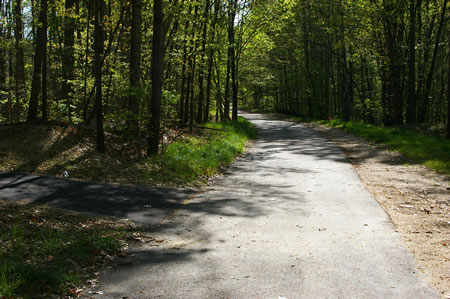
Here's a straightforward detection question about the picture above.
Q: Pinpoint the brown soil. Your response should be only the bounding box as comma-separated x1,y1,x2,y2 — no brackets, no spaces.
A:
307,123,450,298
0,122,191,185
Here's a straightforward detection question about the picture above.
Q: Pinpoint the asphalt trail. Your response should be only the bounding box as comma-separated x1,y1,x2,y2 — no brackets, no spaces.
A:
86,111,438,298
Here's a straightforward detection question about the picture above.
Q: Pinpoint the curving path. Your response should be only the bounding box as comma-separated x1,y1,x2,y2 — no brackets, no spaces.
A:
88,111,438,298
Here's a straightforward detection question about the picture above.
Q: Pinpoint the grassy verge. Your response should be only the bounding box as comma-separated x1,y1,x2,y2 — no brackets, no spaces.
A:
0,117,257,186
149,116,257,184
287,115,450,176
0,201,131,297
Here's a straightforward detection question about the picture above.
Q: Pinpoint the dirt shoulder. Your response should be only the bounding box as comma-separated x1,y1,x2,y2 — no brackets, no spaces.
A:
304,122,449,298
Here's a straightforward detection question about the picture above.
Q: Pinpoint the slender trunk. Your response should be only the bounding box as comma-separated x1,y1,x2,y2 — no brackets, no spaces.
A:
0,0,6,116
14,0,25,122
204,0,219,122
190,34,198,131
63,0,75,121
179,44,187,119
224,56,231,120
27,0,47,122
422,0,447,123
225,0,236,121
214,54,223,122
148,0,164,155
447,30,450,138
94,0,105,152
230,0,238,121
179,6,191,121
196,0,210,123
406,0,417,123
417,1,435,123
83,2,91,121
127,0,142,134
41,0,48,121
303,14,313,118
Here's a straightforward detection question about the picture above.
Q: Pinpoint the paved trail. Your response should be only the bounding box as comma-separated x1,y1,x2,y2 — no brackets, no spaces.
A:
92,112,437,298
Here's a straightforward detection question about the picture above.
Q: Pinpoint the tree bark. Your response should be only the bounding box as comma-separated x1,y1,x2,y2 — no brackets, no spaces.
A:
204,0,219,122
148,0,164,155
27,0,47,122
14,0,25,122
196,0,210,123
224,0,236,121
0,0,6,117
94,0,105,153
406,0,417,123
63,0,76,121
127,0,142,134
229,0,238,121
41,0,48,121
447,23,450,138
421,0,447,124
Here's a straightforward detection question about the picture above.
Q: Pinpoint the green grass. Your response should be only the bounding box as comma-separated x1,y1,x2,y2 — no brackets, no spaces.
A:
0,203,126,297
150,117,257,184
314,119,450,176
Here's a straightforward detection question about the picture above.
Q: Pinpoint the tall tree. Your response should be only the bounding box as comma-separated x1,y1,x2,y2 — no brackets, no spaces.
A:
203,0,219,122
230,0,238,121
14,0,25,122
419,0,447,123
41,0,48,121
94,0,105,152
27,0,47,122
0,0,6,115
196,0,210,123
148,0,164,155
62,0,76,121
406,0,417,123
447,25,450,139
127,0,142,134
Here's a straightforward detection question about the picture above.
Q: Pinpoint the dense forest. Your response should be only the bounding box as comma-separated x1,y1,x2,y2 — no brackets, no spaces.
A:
0,0,449,158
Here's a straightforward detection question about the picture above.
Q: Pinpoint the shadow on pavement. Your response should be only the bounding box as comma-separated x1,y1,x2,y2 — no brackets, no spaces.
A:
0,171,196,226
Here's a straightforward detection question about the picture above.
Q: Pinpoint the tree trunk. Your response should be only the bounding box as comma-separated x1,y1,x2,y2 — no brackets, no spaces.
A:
230,0,238,121
14,0,25,122
406,0,417,123
63,0,75,121
27,0,47,122
196,0,210,123
127,0,142,134
0,0,6,117
41,0,48,121
416,1,435,123
204,0,219,122
148,0,164,156
179,5,191,121
447,24,450,138
225,0,236,121
94,0,105,153
421,0,447,124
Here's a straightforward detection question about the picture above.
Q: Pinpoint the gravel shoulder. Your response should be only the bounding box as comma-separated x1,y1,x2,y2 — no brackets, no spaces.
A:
305,122,450,298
